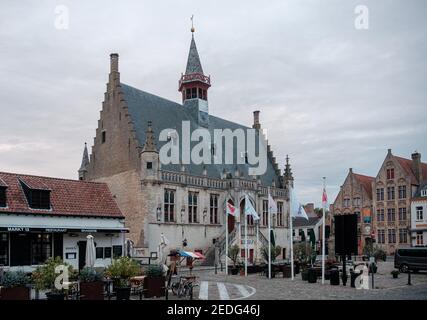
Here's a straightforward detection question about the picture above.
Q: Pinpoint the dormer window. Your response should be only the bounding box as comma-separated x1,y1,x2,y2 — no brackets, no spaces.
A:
19,179,51,210
29,189,51,209
0,187,6,207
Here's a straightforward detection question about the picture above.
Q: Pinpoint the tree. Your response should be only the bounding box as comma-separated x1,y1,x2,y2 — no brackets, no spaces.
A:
261,244,282,263
228,244,240,267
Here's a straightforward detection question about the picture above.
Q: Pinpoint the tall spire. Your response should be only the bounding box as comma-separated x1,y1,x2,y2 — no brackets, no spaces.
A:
142,121,157,152
185,31,204,74
284,155,294,185
78,143,90,180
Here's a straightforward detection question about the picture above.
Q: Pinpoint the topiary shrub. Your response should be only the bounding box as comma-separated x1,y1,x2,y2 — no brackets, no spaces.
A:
0,271,30,288
79,267,104,283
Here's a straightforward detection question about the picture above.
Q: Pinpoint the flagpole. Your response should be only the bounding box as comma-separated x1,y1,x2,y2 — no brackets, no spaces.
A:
256,220,259,264
322,177,326,285
268,188,271,279
225,205,228,276
289,185,294,280
245,201,248,277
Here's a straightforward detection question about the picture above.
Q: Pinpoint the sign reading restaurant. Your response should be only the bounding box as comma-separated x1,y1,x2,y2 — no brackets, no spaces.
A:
0,171,127,271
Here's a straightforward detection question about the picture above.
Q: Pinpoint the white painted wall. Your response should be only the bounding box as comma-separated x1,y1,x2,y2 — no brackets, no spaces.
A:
411,200,427,246
63,233,124,270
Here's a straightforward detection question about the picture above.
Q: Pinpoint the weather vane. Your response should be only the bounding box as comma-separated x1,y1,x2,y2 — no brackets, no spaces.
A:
191,14,195,33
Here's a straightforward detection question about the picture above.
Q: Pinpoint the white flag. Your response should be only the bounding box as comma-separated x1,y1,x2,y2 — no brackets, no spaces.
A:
290,186,309,220
268,192,277,215
244,194,260,220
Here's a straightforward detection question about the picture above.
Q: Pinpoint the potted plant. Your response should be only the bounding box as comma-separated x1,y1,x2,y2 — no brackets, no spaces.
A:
32,257,74,300
143,264,165,298
228,245,240,275
79,267,104,300
0,271,31,300
105,256,140,300
261,244,282,278
391,270,399,279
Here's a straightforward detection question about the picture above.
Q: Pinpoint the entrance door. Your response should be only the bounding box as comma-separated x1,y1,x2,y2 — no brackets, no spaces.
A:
228,214,235,233
10,233,31,266
249,249,254,264
78,241,87,270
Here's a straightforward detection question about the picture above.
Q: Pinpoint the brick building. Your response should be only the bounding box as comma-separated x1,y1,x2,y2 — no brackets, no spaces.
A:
78,29,292,264
373,149,427,254
329,168,374,256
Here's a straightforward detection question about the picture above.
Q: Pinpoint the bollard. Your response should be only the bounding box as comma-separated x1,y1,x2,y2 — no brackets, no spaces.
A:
407,268,412,286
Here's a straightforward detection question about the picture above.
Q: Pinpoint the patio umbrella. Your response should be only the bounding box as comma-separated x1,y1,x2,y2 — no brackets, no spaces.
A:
308,229,316,248
85,235,96,268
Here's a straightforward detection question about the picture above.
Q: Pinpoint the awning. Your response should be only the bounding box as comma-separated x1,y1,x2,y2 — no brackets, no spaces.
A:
178,250,205,259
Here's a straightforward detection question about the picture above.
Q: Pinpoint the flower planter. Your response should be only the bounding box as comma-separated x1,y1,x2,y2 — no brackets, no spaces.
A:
80,281,104,300
143,277,165,298
46,292,65,300
0,287,30,300
301,270,308,281
115,287,131,300
282,265,292,278
307,268,317,283
230,268,239,275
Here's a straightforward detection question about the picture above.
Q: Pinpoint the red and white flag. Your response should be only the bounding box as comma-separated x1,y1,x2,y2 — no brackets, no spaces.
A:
322,188,328,208
226,202,237,216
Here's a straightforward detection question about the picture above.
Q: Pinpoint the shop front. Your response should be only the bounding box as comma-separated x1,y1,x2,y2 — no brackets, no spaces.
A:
0,215,127,272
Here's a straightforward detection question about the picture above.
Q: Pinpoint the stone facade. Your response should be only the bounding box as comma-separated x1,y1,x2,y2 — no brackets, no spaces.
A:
79,34,292,264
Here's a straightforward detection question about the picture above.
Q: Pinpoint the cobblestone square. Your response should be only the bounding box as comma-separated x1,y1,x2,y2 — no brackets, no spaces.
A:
182,261,427,300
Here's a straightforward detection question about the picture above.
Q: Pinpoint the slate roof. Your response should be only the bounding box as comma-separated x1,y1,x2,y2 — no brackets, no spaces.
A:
353,173,374,199
0,172,124,218
185,35,204,75
412,181,427,201
293,216,321,228
121,83,281,186
395,156,427,185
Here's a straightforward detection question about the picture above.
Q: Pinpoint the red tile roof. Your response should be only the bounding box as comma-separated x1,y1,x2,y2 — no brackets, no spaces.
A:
394,156,427,184
353,173,374,199
0,172,123,218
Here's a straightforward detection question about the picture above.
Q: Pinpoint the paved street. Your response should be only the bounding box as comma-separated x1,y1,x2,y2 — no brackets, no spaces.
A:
180,261,427,300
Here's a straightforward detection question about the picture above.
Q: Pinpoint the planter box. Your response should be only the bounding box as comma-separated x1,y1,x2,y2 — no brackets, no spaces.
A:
229,267,239,275
301,271,308,281
116,287,131,300
282,266,292,278
307,268,317,283
46,292,65,300
80,281,104,300
143,277,165,298
0,287,30,300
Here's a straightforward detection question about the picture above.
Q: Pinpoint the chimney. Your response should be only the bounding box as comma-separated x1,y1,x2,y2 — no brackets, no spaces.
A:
110,53,119,73
412,151,422,183
349,168,353,173
109,53,120,90
253,110,260,129
305,203,314,216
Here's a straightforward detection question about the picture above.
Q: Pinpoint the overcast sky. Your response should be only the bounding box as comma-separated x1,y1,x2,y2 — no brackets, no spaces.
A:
0,0,426,207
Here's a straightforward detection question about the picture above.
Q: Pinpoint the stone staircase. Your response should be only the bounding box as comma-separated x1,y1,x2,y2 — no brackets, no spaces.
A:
201,228,237,266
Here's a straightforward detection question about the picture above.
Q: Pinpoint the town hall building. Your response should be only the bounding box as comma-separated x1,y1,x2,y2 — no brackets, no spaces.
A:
78,28,293,265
